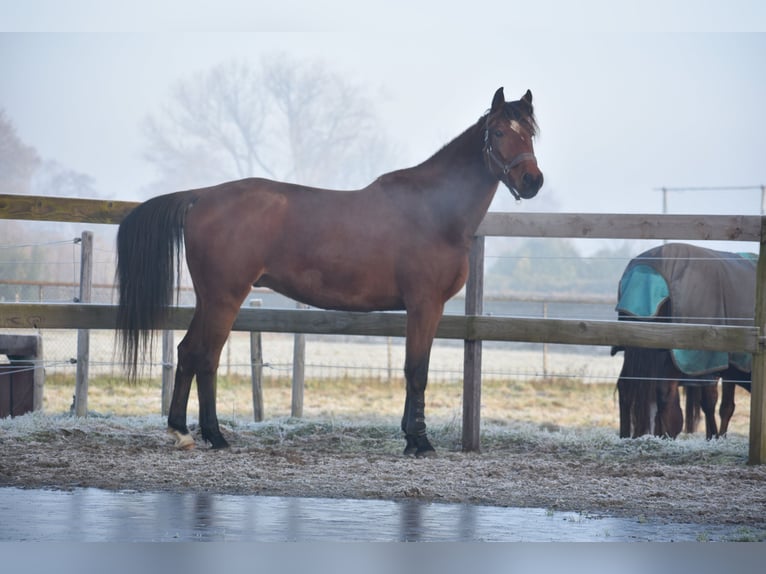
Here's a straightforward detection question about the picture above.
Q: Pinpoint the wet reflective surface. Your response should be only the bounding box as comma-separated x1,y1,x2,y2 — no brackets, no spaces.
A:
0,487,750,542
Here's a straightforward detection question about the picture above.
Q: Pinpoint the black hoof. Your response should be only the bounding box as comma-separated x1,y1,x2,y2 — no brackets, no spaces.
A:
403,434,435,457
203,431,230,450
403,435,418,456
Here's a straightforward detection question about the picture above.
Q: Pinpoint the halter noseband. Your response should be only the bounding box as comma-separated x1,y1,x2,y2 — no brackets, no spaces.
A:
483,117,537,201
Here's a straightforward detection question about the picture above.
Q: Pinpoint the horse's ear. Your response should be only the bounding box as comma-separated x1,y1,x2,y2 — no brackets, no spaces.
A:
491,87,505,112
522,89,533,105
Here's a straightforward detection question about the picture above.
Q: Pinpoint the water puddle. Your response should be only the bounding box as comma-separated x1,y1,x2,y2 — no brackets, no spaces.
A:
0,487,751,542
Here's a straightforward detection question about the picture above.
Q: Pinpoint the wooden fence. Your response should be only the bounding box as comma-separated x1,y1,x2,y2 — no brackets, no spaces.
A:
1,193,765,464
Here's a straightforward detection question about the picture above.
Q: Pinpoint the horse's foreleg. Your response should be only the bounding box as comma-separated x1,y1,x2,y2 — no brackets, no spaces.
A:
699,384,719,440
401,304,443,457
402,353,433,456
719,381,736,436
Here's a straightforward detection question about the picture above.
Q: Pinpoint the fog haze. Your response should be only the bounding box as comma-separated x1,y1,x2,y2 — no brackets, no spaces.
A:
1,2,764,240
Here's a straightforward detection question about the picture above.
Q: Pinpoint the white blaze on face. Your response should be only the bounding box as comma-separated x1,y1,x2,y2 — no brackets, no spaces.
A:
509,120,523,134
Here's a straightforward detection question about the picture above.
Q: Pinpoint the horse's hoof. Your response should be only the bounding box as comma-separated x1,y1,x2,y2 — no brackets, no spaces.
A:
206,434,230,450
168,428,195,450
415,447,437,459
403,434,435,458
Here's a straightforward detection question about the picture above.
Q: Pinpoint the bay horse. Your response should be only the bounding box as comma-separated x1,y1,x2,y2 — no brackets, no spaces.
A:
116,87,543,455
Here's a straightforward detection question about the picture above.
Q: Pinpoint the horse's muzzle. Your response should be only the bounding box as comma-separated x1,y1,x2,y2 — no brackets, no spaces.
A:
515,171,544,200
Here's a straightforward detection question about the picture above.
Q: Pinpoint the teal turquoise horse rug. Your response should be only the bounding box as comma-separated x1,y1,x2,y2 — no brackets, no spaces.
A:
614,242,755,438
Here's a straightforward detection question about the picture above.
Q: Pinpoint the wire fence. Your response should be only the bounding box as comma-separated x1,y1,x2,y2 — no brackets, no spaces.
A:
0,232,628,387
5,231,756,389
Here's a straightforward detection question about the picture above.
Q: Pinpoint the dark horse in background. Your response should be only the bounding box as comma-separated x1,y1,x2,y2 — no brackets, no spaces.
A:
116,87,544,455
612,243,754,439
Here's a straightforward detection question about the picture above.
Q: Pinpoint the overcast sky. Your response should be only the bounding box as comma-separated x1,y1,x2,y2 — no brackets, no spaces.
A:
1,2,765,231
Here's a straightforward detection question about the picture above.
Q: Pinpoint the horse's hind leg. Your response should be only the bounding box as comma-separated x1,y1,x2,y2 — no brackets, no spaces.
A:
167,303,240,450
167,312,205,449
167,325,198,449
193,305,243,449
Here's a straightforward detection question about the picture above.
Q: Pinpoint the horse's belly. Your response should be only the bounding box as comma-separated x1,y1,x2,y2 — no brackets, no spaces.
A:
256,272,404,312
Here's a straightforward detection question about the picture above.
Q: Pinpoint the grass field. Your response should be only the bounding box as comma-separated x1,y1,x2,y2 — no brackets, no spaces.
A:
40,373,752,438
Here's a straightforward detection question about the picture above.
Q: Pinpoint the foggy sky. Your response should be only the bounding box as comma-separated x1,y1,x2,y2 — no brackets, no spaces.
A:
1,2,764,230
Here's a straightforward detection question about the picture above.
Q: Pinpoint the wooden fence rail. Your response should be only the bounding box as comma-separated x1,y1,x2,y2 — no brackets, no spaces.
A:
0,303,758,353
1,193,764,464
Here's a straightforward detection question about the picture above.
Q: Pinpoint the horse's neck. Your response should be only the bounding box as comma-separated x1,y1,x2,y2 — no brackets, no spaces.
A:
418,122,499,236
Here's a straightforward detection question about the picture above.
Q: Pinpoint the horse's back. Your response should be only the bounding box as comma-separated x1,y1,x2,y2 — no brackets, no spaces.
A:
179,177,467,312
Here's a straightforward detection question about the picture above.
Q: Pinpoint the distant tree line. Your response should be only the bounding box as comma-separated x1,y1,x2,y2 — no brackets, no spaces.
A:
487,238,636,297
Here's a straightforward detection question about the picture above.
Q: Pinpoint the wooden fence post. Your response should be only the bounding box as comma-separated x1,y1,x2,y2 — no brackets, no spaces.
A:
462,236,484,452
32,335,44,411
291,302,306,418
749,217,766,464
250,299,264,422
161,330,174,416
74,231,92,417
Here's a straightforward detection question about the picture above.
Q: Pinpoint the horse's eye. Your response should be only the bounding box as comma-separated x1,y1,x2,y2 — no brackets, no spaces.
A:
493,129,503,138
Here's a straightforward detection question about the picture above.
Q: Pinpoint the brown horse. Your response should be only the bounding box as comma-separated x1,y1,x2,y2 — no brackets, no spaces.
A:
116,87,543,455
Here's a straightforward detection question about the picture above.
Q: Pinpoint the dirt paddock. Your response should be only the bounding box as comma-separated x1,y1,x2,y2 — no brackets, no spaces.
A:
0,377,764,538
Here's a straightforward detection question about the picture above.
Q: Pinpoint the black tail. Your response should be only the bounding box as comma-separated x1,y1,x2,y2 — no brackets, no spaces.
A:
116,191,194,380
684,386,701,434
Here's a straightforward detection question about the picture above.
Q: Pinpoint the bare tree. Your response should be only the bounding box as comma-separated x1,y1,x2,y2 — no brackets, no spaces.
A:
0,110,40,195
0,110,105,286
142,54,397,195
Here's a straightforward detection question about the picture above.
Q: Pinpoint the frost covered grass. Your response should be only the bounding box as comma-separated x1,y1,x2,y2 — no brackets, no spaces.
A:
7,372,749,469
1,404,751,466
38,373,751,437
478,421,751,466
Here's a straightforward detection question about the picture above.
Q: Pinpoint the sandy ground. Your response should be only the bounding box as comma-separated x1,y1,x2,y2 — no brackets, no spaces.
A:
1,413,764,536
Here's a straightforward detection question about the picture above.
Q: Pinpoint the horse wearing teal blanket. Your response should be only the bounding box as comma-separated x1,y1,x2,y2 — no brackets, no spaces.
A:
613,243,754,439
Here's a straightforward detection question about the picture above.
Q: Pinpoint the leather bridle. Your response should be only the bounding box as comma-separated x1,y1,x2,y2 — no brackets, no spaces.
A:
483,117,537,200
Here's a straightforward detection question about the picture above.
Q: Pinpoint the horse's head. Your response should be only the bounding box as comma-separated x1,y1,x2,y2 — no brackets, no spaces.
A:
483,87,543,200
